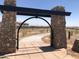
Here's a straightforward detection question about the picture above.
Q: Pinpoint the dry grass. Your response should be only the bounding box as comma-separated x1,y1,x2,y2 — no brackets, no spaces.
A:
0,56,9,59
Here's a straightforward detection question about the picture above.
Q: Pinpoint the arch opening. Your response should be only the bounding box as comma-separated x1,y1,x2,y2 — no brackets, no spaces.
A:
16,16,52,49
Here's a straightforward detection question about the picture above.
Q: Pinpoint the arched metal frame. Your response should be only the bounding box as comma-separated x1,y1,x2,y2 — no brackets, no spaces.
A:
16,16,53,49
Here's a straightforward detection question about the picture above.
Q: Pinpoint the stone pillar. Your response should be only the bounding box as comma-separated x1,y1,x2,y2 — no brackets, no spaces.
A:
0,0,16,54
51,6,67,49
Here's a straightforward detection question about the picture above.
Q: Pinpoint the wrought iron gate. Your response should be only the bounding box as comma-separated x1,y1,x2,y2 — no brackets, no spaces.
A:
16,16,53,49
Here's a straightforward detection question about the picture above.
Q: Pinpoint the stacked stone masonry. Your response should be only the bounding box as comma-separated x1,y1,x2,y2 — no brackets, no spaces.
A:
0,0,16,54
51,6,67,48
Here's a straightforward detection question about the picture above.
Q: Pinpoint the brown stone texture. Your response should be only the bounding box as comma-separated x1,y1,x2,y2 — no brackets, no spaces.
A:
0,0,16,54
51,6,67,49
72,39,79,52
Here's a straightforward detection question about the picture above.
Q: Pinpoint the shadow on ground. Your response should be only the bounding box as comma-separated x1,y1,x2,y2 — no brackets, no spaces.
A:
39,46,56,52
0,46,56,57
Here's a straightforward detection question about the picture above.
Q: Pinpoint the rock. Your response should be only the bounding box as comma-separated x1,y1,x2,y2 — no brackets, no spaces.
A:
72,39,79,52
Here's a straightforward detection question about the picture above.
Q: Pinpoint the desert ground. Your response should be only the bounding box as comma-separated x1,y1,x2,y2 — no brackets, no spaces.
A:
42,33,79,59
0,33,77,59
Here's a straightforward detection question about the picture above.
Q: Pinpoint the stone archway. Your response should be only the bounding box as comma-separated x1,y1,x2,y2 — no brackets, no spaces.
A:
0,0,71,55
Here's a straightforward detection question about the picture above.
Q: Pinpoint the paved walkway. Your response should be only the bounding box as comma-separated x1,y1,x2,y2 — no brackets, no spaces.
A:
4,33,74,59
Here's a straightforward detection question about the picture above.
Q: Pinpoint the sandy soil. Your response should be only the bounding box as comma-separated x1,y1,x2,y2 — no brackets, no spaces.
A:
0,33,75,59
42,34,79,59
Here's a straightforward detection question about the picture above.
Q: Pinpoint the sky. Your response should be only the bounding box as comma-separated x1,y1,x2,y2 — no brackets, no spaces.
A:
0,0,79,26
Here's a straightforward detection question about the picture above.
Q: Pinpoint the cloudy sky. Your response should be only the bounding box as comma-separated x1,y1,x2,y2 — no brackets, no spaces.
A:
0,0,79,26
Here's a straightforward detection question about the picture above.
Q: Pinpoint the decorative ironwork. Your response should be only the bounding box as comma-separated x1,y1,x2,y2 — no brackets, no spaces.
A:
16,16,53,49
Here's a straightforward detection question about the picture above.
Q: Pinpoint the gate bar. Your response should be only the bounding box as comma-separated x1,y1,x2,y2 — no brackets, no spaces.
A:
0,5,71,17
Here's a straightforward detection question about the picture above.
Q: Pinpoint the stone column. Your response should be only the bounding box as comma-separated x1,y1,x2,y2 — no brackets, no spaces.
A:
51,6,67,49
0,0,16,54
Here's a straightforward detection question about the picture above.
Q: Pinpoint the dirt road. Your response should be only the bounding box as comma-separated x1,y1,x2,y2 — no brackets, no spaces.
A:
3,33,74,59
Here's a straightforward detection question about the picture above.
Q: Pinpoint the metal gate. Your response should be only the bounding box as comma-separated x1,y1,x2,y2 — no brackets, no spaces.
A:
16,16,53,49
